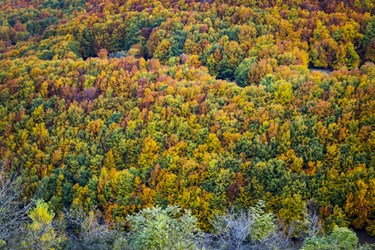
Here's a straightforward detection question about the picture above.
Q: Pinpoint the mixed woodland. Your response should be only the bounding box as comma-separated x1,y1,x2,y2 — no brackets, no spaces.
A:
0,0,374,249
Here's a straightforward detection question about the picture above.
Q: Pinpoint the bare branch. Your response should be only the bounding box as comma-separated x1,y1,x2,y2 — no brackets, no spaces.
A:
64,208,119,250
0,166,32,246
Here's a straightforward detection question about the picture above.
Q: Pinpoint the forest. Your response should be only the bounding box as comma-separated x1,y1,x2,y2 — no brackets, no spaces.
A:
0,0,374,249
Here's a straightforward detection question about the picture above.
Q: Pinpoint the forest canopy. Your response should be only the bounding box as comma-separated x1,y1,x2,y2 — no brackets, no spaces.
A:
0,0,374,249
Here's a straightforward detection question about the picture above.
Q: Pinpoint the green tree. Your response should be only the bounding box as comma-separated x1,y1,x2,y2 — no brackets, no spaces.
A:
278,193,308,237
344,43,360,69
363,17,375,49
235,57,257,87
302,226,364,250
249,201,277,241
126,206,202,250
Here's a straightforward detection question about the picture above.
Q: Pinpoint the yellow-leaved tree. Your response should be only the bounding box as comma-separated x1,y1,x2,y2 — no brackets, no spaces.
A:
22,200,65,250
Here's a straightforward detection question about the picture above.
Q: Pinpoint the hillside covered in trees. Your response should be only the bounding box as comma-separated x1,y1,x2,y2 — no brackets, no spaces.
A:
0,0,374,249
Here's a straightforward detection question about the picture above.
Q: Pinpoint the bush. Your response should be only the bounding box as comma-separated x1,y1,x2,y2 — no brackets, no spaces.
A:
302,226,366,250
126,206,202,250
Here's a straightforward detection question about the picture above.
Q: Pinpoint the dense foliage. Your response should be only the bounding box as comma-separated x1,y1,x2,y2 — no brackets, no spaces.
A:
0,0,374,248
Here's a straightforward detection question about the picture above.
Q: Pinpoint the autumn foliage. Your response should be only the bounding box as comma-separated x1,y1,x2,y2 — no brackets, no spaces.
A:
0,0,374,240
